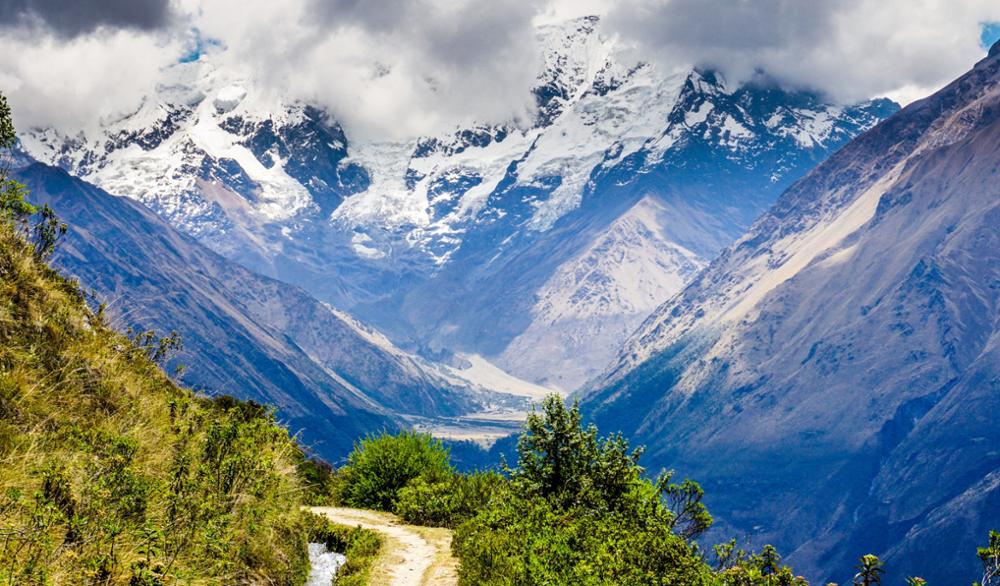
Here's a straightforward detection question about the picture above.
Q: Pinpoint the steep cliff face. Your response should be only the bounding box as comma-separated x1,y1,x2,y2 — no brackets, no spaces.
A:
583,45,1000,583
495,196,705,390
19,17,896,391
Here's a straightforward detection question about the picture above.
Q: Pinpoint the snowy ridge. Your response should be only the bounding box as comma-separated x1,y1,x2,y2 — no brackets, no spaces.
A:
325,302,553,402
21,57,365,256
20,16,888,267
18,15,896,393
333,17,687,262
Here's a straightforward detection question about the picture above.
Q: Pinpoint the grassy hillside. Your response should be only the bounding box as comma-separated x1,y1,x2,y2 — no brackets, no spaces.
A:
0,209,317,584
0,97,319,585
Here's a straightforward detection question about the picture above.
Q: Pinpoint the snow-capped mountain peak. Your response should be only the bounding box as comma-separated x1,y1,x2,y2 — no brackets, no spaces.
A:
18,15,897,395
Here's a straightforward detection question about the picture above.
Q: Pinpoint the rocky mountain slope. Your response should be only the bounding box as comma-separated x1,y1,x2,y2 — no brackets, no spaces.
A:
582,42,1000,584
19,16,897,391
14,157,521,460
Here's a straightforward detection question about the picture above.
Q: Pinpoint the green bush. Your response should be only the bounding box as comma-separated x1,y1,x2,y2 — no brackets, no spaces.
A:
453,492,713,586
452,396,716,586
295,454,340,506
396,470,505,528
978,530,1000,586
339,430,452,511
328,526,382,586
712,542,809,586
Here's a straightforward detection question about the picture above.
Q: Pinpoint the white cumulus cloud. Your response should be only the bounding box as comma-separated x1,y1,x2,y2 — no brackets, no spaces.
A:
188,0,544,139
2,0,1000,139
601,0,1000,105
0,30,181,131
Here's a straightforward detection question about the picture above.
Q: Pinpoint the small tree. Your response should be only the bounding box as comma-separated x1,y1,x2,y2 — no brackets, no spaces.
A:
716,544,808,586
512,395,644,512
0,92,14,150
30,203,66,260
512,394,713,540
714,539,747,572
979,530,1000,586
660,471,713,540
759,545,781,576
904,577,926,586
1,92,34,226
853,554,885,586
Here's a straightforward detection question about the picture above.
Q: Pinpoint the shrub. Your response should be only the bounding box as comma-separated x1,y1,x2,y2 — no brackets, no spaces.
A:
296,455,340,506
513,396,654,514
978,530,1000,586
396,470,505,528
327,526,382,586
713,542,809,586
452,492,713,586
339,430,452,511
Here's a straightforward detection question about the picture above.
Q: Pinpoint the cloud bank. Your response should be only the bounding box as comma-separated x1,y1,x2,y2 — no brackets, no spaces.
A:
1,0,1000,139
191,0,544,138
0,0,174,38
602,0,1000,105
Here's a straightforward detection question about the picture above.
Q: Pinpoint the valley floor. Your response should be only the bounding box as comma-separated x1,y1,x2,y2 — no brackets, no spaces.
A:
310,507,459,586
406,409,527,447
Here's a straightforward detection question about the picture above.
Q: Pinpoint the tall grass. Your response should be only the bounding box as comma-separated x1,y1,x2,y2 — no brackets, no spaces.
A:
0,213,314,584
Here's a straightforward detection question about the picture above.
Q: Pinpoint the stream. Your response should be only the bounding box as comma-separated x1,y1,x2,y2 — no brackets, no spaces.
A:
305,542,347,586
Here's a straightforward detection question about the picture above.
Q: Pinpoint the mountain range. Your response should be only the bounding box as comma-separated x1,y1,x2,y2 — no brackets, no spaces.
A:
19,16,896,393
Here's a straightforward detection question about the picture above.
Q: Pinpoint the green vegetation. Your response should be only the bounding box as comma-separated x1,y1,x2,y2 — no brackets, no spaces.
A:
338,430,452,511
337,397,794,585
0,92,326,585
979,530,1000,586
852,554,884,586
712,542,808,585
452,396,715,585
395,469,504,528
296,455,339,506
0,95,65,265
334,429,503,529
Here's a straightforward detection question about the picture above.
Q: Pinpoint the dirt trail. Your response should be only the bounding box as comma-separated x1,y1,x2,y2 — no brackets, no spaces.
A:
310,507,459,586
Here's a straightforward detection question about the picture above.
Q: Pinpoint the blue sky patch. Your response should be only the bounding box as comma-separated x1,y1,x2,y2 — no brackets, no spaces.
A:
179,30,222,63
981,22,1000,50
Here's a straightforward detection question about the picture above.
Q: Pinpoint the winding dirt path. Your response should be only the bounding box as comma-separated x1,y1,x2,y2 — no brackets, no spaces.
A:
310,507,459,586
